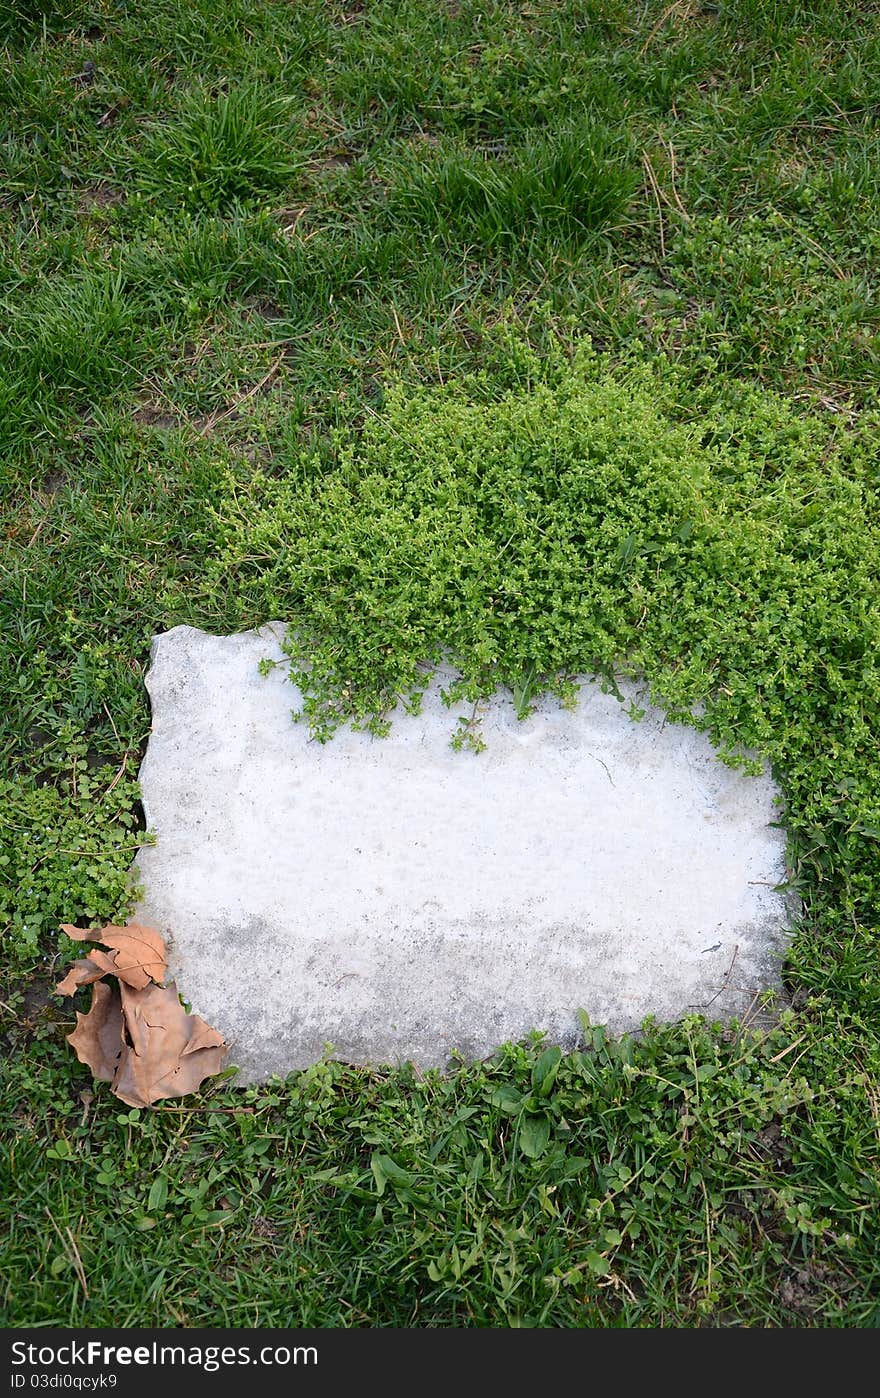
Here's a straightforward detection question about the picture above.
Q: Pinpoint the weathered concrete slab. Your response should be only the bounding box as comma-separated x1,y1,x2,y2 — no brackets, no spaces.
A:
132,625,792,1080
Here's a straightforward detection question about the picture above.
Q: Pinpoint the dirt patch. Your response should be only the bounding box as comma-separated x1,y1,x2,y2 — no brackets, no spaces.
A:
241,294,287,323
42,469,67,495
77,183,125,214
336,1,367,24
276,206,309,237
19,977,58,1028
251,1215,279,1240
0,974,66,1057
309,150,358,176
238,442,276,471
131,403,179,430
776,1260,854,1319
750,1120,792,1169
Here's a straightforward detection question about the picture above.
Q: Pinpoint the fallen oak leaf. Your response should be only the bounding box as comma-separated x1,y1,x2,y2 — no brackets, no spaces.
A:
67,981,125,1085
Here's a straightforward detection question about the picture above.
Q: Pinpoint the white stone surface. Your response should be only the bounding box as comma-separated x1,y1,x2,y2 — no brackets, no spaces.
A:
132,624,792,1080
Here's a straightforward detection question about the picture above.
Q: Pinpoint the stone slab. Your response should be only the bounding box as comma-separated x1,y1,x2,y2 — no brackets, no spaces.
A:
132,625,792,1080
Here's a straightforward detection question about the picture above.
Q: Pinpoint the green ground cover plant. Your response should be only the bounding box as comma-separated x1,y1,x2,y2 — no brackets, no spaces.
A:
1,0,879,1327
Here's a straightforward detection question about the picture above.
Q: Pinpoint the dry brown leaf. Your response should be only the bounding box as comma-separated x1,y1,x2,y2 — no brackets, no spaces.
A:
59,923,103,943
183,1021,229,1056
85,947,122,979
100,925,168,988
67,981,125,1084
113,981,227,1108
59,922,168,989
55,957,111,997
58,921,227,1106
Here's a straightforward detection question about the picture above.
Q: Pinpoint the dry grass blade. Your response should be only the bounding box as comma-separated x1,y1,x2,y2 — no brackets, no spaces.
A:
45,1210,90,1299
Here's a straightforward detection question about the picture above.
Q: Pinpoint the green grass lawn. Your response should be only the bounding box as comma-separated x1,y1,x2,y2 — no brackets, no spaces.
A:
2,0,879,1327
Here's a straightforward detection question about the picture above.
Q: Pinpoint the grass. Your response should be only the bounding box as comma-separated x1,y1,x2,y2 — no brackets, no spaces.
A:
1,0,879,1327
136,85,307,211
391,120,637,252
